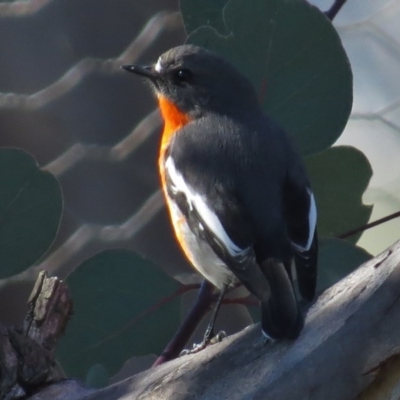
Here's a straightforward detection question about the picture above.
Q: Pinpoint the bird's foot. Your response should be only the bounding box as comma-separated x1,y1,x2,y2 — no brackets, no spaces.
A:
180,331,227,356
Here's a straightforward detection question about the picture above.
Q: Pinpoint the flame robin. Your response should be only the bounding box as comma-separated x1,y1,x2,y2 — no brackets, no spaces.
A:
122,44,318,343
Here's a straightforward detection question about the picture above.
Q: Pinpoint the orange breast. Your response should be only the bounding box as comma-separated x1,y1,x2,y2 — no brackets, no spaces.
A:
157,95,194,264
157,94,191,187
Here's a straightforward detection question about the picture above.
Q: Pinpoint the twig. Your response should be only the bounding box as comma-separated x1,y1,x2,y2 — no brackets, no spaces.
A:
325,0,347,21
337,211,400,240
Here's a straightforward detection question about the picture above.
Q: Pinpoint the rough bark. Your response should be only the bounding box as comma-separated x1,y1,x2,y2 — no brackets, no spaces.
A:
0,271,74,399
81,240,400,400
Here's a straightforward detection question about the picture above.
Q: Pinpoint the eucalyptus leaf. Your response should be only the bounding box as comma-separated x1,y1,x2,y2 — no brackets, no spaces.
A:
184,0,352,156
0,148,62,279
57,249,181,379
306,146,373,243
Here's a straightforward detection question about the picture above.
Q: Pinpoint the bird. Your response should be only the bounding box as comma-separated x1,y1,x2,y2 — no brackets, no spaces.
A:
122,44,318,343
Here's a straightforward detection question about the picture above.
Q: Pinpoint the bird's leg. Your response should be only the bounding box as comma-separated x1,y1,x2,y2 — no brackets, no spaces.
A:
154,280,215,365
183,285,227,354
203,285,226,343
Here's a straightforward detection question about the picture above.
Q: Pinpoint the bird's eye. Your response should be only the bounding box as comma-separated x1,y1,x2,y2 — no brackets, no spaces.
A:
175,68,192,83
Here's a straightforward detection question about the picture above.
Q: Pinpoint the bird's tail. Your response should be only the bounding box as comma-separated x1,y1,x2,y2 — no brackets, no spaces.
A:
260,258,303,340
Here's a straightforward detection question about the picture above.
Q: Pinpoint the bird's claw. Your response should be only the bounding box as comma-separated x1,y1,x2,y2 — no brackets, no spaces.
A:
211,330,227,344
179,330,227,356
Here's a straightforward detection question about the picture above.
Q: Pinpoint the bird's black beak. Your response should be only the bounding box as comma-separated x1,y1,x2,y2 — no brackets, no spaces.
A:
121,65,158,81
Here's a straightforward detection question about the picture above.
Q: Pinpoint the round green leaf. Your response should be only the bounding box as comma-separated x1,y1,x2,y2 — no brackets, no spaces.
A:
0,148,62,279
184,0,352,156
318,238,372,291
56,249,181,379
306,146,373,243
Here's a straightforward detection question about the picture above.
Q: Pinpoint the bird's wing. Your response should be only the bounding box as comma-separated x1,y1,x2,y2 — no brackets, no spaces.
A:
282,170,318,301
164,154,271,302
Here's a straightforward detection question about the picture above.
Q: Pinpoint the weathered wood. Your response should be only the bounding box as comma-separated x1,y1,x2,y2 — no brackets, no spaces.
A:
28,380,94,400
0,271,73,399
79,240,400,400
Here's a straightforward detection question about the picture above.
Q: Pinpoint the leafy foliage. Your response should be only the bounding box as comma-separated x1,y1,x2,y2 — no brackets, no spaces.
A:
0,148,62,279
306,146,373,243
56,249,181,379
183,0,353,156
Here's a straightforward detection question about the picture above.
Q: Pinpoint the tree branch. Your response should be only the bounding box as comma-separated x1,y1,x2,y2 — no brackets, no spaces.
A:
79,240,400,400
325,0,347,21
338,210,400,240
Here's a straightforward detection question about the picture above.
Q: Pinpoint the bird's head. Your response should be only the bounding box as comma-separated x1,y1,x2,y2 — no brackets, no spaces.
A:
122,44,260,120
